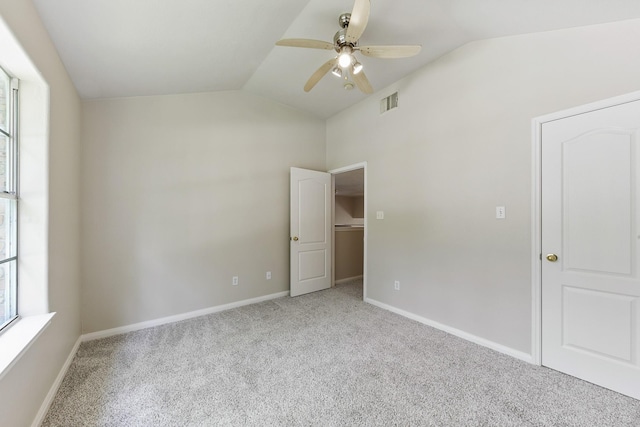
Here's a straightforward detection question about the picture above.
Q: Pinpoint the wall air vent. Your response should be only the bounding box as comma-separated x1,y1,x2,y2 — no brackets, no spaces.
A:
380,92,398,114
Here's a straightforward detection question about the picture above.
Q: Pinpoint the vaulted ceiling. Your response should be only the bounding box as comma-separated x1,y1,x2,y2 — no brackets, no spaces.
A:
33,0,640,118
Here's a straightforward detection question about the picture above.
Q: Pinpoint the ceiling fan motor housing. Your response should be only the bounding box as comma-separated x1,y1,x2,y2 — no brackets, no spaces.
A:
334,13,355,50
334,29,352,49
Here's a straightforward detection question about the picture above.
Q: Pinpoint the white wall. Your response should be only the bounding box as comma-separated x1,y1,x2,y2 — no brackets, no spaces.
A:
0,1,81,426
81,91,325,333
327,19,640,354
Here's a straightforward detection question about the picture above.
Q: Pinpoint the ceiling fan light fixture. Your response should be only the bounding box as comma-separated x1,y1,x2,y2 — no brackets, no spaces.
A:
337,45,354,68
338,52,352,68
352,61,363,74
331,66,343,77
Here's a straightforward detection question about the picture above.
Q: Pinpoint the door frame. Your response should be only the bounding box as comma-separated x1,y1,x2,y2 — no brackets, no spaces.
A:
531,90,640,366
328,162,367,300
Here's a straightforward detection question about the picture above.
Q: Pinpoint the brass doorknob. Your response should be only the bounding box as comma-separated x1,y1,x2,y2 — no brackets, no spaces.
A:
292,236,299,241
546,254,558,262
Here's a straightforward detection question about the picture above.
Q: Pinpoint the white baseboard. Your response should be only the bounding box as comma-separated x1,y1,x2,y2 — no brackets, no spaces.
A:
335,275,363,285
364,297,534,364
82,290,290,342
31,336,82,427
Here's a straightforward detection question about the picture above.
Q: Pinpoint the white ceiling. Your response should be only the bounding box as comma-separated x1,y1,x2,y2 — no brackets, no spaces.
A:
32,0,640,118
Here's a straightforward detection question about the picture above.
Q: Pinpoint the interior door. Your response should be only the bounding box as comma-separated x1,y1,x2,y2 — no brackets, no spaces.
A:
541,100,640,399
290,167,331,297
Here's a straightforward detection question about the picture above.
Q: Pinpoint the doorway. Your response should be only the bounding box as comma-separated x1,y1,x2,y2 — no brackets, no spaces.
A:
330,163,367,300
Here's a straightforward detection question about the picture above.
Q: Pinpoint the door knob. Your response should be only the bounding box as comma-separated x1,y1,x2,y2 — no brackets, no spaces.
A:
546,254,558,262
292,236,299,241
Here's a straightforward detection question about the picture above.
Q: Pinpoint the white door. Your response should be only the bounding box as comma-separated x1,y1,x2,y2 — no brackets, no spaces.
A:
541,100,640,399
290,167,332,297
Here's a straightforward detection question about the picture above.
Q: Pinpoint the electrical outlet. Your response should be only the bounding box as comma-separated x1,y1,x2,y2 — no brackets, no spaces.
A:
266,271,271,280
376,211,384,220
496,206,506,219
232,276,239,286
394,280,400,290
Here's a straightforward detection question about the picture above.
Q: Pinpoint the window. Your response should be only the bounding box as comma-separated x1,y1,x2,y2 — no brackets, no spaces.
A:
0,66,18,332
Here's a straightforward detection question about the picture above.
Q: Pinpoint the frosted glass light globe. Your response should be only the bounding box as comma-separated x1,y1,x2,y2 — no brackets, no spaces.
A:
338,52,352,68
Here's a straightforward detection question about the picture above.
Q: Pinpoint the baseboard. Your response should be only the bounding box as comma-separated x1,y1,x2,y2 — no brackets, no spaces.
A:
82,290,290,342
364,297,534,364
335,275,363,285
31,336,82,427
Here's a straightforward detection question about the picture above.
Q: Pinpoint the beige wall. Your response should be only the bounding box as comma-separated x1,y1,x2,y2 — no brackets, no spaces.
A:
335,195,364,225
81,91,325,333
327,19,640,354
352,196,364,219
0,1,81,426
335,229,364,281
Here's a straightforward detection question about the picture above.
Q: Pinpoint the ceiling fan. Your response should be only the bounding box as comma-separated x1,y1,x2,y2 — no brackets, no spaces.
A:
275,0,421,94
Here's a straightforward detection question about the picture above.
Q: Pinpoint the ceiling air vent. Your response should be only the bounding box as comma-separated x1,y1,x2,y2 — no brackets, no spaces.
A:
380,92,398,114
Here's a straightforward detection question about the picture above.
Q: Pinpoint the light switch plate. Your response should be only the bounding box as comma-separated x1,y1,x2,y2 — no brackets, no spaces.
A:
376,211,384,220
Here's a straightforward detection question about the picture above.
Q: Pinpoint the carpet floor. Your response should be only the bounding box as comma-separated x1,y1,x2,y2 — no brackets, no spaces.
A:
42,280,640,426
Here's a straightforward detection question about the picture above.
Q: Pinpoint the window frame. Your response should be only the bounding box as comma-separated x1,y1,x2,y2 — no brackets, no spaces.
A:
0,65,19,333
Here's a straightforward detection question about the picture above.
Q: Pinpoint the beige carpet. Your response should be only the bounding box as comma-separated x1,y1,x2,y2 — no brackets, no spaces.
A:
42,279,640,426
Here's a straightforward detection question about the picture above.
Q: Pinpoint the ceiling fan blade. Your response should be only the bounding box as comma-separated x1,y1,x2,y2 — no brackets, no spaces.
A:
304,59,338,92
345,0,370,44
352,69,373,94
359,45,422,59
276,38,335,50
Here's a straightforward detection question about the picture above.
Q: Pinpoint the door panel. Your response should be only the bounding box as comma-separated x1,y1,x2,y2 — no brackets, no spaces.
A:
299,179,327,244
563,131,633,275
299,250,328,281
562,286,635,363
542,100,640,400
290,167,331,297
